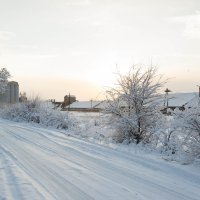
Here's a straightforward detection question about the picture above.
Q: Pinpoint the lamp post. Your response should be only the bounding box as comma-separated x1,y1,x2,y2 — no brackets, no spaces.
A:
68,93,71,110
197,85,200,97
197,85,200,106
90,99,93,109
164,88,172,109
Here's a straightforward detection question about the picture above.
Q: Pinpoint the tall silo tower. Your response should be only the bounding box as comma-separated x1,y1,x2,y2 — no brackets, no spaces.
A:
14,82,19,102
10,83,14,103
8,81,19,103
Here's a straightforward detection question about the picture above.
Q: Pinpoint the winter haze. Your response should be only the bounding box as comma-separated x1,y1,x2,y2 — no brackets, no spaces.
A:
0,0,200,100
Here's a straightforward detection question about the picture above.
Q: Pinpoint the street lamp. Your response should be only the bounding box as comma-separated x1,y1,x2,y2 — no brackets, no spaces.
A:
197,85,200,98
164,88,172,108
197,85,200,106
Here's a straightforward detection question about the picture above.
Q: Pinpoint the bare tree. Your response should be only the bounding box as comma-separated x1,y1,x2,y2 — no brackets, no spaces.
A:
105,65,165,144
0,68,11,94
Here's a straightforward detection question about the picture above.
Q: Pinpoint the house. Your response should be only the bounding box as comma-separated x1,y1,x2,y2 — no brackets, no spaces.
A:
19,92,28,102
62,100,106,112
161,92,199,113
184,94,199,108
49,94,77,109
0,81,19,104
63,94,76,107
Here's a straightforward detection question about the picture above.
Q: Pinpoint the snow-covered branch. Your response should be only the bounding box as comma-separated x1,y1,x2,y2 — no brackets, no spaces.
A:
0,68,11,94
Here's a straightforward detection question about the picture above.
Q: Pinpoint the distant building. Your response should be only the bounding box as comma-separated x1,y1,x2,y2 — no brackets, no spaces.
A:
161,92,199,114
19,92,28,102
63,100,106,112
63,94,76,107
0,81,19,104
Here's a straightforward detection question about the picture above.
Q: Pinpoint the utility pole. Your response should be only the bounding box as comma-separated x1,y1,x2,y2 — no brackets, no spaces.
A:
197,85,200,98
164,88,171,108
68,93,71,111
197,85,200,106
90,99,93,109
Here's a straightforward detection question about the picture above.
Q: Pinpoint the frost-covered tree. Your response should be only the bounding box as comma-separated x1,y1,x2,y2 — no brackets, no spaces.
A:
105,66,165,144
0,68,11,94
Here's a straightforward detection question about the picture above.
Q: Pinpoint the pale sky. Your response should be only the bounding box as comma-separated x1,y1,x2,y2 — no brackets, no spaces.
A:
0,0,200,101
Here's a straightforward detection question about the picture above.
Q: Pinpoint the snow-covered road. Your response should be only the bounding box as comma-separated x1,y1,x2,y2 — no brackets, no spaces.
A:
0,120,200,200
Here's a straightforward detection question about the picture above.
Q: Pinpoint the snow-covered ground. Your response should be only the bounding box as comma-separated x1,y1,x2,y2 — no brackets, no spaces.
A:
0,119,200,200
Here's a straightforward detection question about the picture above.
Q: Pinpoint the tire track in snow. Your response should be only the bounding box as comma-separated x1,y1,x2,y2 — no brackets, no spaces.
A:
0,129,95,200
0,148,24,200
2,125,200,200
0,121,200,200
9,126,197,200
0,146,50,200
0,125,147,199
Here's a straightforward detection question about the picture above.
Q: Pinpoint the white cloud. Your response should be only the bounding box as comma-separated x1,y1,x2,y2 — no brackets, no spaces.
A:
168,11,200,39
65,0,90,6
0,31,15,41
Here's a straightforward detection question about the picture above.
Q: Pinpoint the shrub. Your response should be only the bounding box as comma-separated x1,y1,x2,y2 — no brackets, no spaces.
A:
0,97,76,130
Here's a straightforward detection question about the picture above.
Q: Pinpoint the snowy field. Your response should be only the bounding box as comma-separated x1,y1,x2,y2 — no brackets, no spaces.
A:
67,112,115,143
0,118,200,200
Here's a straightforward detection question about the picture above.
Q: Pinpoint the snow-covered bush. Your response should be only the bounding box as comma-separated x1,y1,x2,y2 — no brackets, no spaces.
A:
152,107,200,164
171,108,200,162
105,66,165,144
0,97,76,130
